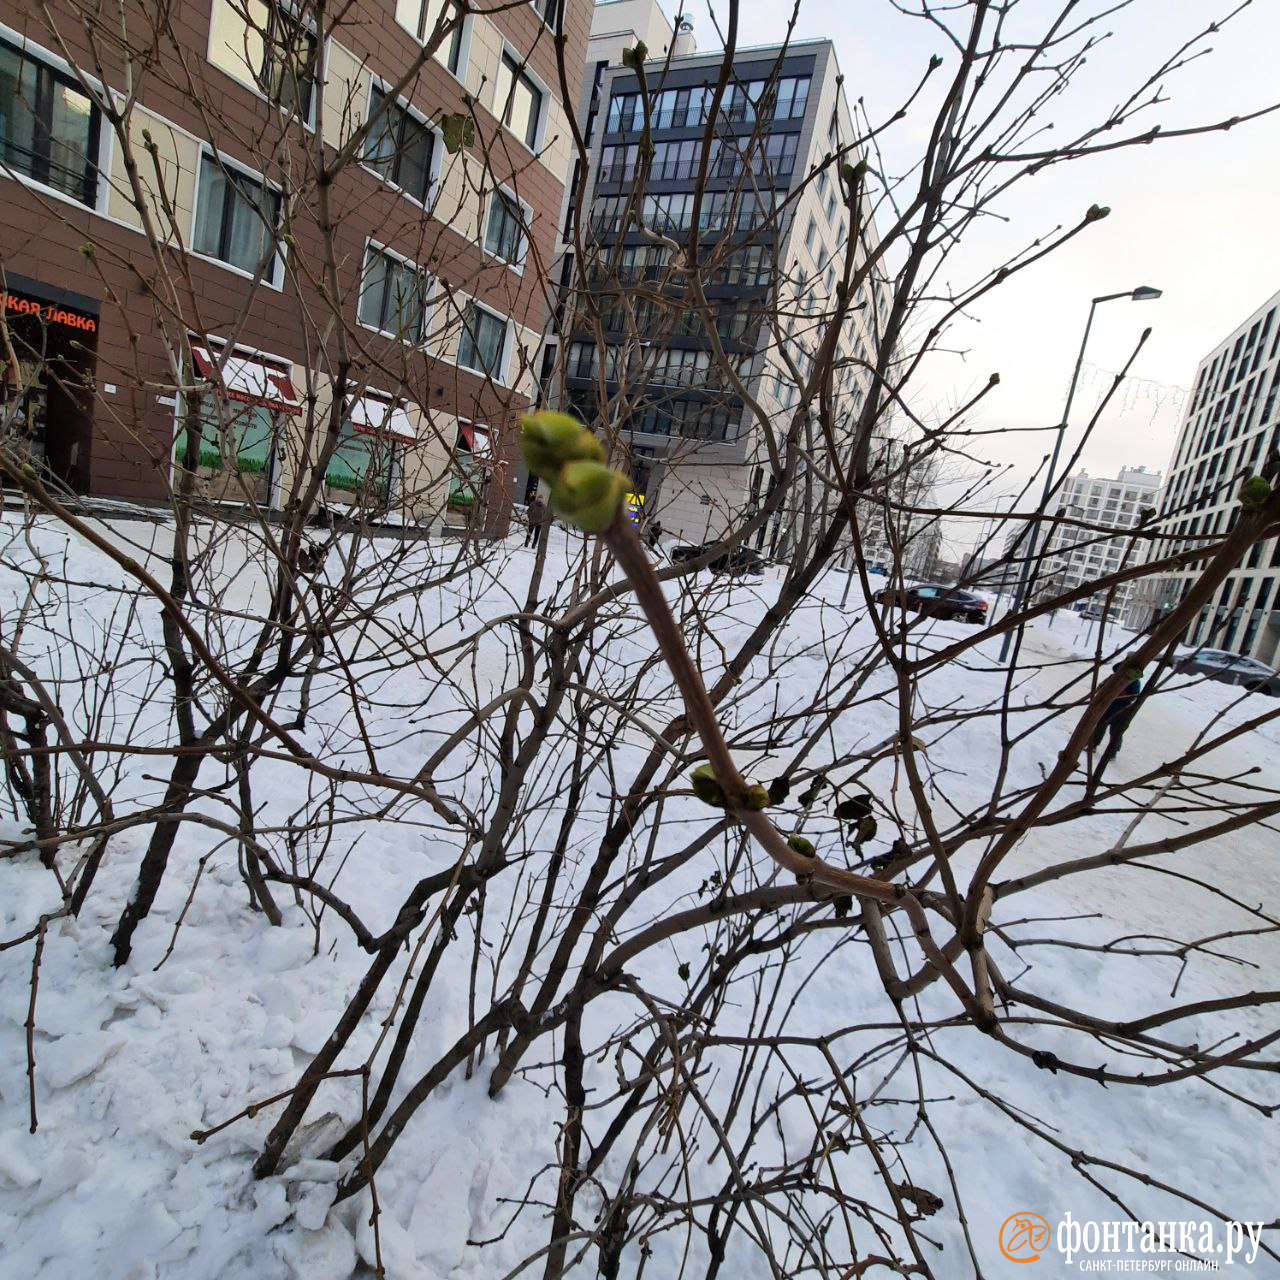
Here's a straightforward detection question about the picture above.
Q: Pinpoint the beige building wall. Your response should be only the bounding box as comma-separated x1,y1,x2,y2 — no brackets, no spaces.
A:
105,106,200,238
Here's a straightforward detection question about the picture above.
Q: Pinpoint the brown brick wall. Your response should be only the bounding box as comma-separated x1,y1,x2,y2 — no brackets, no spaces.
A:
0,0,590,524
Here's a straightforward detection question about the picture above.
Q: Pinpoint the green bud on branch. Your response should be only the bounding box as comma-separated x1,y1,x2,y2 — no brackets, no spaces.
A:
550,459,628,533
520,410,605,481
690,763,726,808
1239,475,1272,511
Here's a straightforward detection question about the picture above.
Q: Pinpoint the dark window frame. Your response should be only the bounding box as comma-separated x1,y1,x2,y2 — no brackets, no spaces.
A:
357,243,431,343
257,1,318,123
496,50,543,150
0,37,102,208
363,83,438,205
193,152,284,283
484,188,528,267
458,301,509,379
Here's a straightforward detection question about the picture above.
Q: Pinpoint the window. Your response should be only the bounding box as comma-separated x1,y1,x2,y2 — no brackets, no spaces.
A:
771,76,810,121
193,395,276,495
326,406,397,501
193,154,283,282
258,3,317,119
394,0,464,74
357,245,429,342
458,303,508,378
363,85,436,203
485,190,527,267
0,39,102,207
495,51,543,150
805,217,817,253
532,0,560,27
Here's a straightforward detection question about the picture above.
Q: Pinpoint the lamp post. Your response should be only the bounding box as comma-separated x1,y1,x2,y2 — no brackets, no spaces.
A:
998,285,1162,664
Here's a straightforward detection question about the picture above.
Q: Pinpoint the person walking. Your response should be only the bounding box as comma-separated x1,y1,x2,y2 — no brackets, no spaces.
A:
524,492,548,549
1091,662,1143,756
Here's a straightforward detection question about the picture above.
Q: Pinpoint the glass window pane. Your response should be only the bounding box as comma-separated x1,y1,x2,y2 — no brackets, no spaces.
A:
193,159,229,258
46,81,95,199
358,248,389,328
224,176,270,271
364,86,396,175
398,116,432,200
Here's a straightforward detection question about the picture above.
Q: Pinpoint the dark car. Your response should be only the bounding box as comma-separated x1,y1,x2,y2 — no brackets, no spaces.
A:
1175,648,1280,696
670,541,764,577
873,581,988,624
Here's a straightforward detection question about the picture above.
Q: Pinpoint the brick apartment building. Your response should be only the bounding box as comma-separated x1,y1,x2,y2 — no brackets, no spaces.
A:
0,0,589,533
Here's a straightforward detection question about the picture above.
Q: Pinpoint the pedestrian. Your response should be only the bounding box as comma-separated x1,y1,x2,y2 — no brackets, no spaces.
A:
524,492,548,549
1091,662,1143,756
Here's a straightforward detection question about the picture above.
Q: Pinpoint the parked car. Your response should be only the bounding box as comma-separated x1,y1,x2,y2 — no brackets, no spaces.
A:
873,582,988,624
1174,648,1280,695
670,541,765,577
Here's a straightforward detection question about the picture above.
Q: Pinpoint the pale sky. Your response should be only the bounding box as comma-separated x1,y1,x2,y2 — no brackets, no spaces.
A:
684,0,1280,520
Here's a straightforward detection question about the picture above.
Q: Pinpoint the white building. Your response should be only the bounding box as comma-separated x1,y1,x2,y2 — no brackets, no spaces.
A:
1041,465,1161,611
1155,289,1280,663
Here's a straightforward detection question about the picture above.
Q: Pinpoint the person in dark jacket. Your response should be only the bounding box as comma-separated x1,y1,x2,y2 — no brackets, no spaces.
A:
1092,663,1143,755
524,493,548,548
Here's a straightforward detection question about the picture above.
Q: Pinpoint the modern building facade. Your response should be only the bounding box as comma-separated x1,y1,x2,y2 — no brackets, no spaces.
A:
1155,289,1280,662
1041,465,1161,612
0,0,589,533
546,2,889,545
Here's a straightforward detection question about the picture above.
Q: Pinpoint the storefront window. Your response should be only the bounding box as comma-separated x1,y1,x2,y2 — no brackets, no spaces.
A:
193,394,276,495
325,415,392,501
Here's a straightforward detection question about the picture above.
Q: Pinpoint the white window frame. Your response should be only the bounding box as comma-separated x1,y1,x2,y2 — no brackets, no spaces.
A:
483,184,531,272
203,0,323,133
189,147,286,289
456,297,512,383
0,23,114,216
393,0,471,84
360,78,443,209
494,42,550,153
356,238,433,345
530,0,560,29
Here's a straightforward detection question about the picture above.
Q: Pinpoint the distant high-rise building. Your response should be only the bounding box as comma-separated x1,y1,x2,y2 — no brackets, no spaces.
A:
1041,465,1161,611
545,2,891,546
1155,289,1280,662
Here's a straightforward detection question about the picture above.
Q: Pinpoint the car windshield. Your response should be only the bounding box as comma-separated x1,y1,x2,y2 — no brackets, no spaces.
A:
1229,657,1272,674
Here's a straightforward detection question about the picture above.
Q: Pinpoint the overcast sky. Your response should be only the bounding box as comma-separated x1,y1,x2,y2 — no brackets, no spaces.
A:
682,0,1280,521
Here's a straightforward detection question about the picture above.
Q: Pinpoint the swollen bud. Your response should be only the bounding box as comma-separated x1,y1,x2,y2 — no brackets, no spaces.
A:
550,460,628,532
520,411,605,481
786,834,816,858
1239,475,1272,511
743,784,770,811
1085,204,1111,222
691,763,726,808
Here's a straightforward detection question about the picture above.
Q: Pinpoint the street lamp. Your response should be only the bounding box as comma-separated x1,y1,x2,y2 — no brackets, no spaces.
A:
998,285,1162,663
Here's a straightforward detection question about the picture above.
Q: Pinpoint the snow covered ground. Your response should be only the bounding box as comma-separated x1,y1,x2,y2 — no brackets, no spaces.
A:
0,515,1276,1277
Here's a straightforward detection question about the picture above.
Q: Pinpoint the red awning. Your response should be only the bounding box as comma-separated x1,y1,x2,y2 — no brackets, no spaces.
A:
458,423,492,456
348,395,417,444
191,343,302,416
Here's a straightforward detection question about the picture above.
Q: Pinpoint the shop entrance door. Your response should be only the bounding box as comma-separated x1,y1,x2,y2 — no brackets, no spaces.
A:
1,285,99,493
